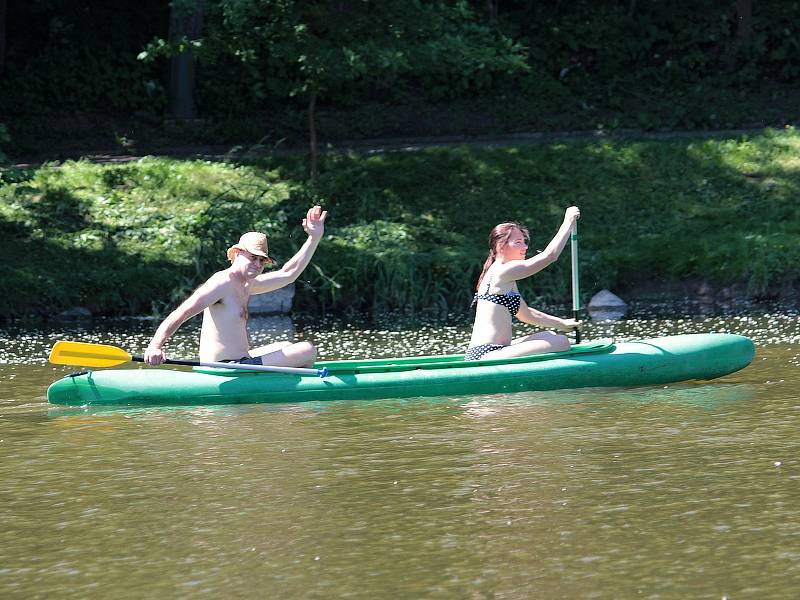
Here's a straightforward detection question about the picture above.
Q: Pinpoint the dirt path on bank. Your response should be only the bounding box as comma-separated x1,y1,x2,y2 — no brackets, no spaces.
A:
4,126,775,170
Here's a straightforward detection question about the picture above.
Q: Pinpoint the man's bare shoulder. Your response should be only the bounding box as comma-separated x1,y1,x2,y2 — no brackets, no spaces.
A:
206,268,234,284
193,268,236,296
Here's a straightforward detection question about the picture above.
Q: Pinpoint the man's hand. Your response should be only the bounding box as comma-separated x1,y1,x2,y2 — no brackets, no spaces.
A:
302,205,328,239
144,345,165,366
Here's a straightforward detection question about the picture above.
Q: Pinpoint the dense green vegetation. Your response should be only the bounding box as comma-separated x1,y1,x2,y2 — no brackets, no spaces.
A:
2,1,799,160
2,128,798,319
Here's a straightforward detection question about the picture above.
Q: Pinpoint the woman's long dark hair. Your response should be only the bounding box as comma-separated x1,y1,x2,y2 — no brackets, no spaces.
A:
476,222,529,290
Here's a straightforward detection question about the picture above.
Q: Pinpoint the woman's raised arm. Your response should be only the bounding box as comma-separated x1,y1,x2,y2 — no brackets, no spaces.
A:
498,206,579,282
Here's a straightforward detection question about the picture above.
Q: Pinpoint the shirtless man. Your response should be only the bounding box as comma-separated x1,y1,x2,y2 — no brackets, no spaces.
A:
144,205,327,368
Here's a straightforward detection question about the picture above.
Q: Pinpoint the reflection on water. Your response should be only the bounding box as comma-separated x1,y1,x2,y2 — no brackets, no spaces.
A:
2,305,800,366
1,308,800,598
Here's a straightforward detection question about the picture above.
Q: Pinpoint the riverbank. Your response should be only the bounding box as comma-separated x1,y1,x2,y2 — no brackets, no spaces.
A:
2,127,799,319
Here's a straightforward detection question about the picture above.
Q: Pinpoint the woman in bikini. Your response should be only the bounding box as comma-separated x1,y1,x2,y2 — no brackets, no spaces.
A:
465,206,581,361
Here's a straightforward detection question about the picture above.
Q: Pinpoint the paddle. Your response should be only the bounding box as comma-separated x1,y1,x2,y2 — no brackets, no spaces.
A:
570,221,582,344
49,341,329,377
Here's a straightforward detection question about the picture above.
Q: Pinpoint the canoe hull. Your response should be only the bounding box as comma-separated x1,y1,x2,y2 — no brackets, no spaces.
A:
46,334,755,407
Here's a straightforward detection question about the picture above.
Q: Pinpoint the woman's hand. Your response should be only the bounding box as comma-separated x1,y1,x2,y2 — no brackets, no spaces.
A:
565,206,580,223
560,318,581,331
303,205,328,239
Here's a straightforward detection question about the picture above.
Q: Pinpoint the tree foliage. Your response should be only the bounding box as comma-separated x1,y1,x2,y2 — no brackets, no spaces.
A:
140,0,528,178
2,1,800,141
204,0,528,98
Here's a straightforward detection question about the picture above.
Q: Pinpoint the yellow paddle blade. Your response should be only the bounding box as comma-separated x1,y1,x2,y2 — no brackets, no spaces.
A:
49,341,133,368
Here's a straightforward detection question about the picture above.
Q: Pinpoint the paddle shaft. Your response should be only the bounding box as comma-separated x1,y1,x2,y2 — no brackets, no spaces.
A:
570,222,581,344
130,355,328,377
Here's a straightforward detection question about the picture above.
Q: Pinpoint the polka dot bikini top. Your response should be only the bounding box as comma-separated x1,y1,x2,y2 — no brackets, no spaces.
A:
472,279,522,316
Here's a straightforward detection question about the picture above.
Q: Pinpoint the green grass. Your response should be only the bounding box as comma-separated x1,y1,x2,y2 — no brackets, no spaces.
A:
2,127,799,318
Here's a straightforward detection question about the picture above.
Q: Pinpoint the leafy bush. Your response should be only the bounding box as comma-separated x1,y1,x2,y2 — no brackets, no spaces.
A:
3,129,800,318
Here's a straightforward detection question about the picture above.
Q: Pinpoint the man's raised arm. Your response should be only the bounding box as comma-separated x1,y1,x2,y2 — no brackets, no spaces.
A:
251,205,327,294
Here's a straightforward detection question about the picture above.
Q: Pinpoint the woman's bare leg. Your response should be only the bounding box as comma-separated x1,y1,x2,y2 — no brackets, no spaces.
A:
481,331,570,360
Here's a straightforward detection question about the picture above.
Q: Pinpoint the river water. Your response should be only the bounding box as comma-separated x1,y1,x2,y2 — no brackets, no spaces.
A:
2,308,800,599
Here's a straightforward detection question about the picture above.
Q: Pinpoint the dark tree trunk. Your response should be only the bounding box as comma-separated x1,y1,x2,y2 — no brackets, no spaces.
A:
308,91,318,183
168,0,205,120
725,0,753,69
486,0,498,22
0,0,7,77
735,0,753,45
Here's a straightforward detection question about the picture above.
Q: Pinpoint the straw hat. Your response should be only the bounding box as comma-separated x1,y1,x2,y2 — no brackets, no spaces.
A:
226,232,275,265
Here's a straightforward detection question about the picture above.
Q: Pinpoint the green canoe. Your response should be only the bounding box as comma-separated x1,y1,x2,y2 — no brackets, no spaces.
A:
46,333,755,407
